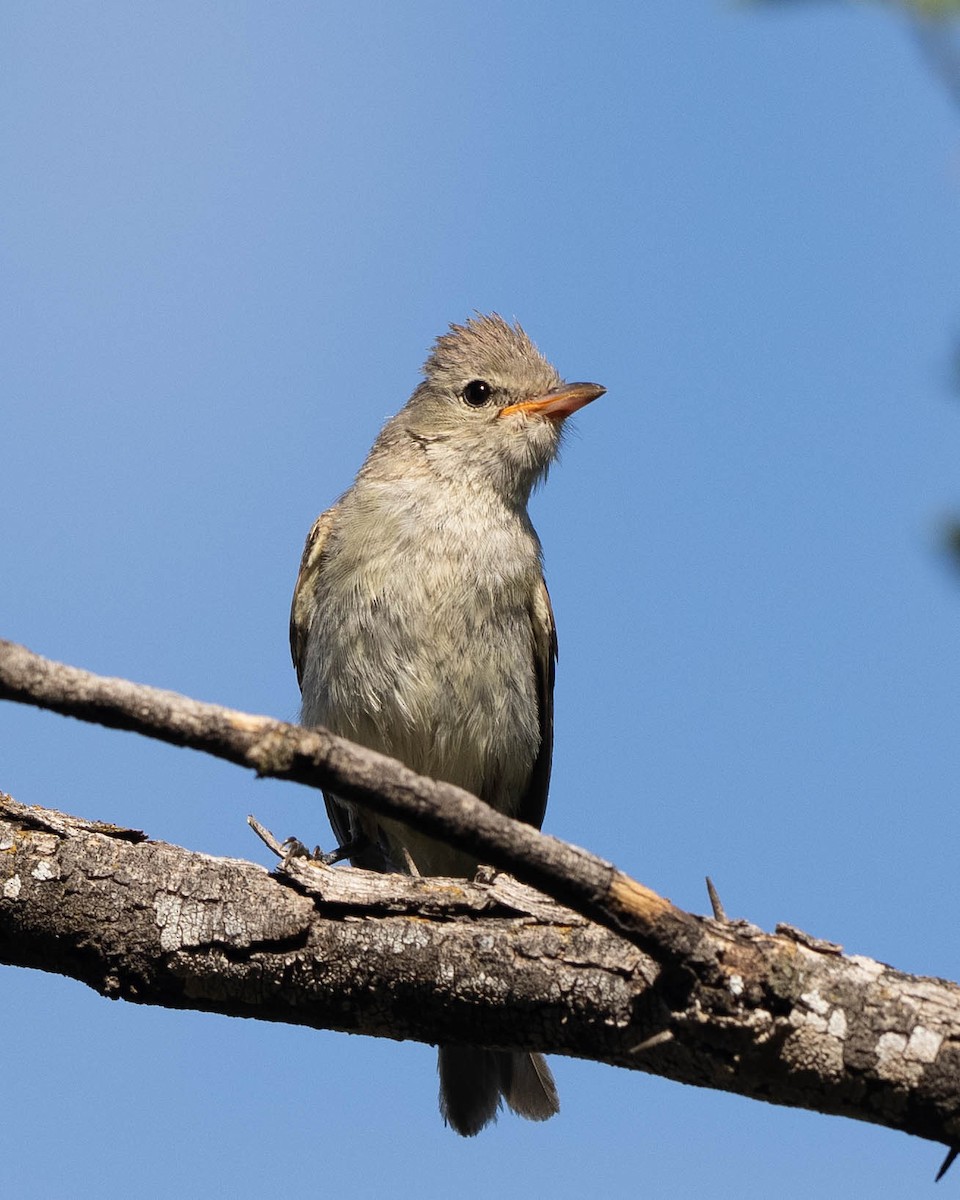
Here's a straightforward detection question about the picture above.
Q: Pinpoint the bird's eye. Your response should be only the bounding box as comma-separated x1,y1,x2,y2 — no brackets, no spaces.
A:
461,380,493,407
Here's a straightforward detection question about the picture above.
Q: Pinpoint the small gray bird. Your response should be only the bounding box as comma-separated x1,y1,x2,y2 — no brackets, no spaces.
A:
290,314,604,1136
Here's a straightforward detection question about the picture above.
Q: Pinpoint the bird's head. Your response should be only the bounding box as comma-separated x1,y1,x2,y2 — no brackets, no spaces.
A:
396,314,605,504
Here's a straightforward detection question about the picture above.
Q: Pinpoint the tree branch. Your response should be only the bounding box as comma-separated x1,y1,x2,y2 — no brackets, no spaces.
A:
2,639,960,1158
2,791,960,1153
0,638,700,964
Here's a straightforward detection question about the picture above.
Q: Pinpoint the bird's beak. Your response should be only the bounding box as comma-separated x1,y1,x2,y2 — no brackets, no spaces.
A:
498,381,606,421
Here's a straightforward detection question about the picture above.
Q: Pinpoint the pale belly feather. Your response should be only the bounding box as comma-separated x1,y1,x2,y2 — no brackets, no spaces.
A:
300,485,543,876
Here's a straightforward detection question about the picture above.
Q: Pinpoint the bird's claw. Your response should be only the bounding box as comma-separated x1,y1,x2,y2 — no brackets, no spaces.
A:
279,834,368,867
247,816,345,866
280,836,342,865
279,836,312,860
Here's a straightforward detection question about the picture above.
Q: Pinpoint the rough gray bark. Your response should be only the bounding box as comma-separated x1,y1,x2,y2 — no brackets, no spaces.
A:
2,638,960,1163
0,639,702,962
2,792,960,1156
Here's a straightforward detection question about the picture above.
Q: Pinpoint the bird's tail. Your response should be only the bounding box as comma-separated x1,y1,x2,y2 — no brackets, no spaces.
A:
438,1045,559,1137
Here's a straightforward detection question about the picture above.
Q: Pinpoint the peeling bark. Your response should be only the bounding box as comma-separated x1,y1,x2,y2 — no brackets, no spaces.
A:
2,793,960,1156
0,639,704,961
2,639,960,1164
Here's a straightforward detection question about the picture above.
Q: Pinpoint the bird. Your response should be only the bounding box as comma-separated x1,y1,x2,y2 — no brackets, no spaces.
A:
289,313,605,1135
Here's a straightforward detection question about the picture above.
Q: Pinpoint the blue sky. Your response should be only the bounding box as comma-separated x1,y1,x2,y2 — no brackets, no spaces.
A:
3,3,960,1197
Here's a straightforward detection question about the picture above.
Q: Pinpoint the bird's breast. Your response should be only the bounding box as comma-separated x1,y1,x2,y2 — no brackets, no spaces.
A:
300,485,544,816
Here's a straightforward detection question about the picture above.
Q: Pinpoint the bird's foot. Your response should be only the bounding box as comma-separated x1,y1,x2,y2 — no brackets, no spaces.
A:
279,835,367,867
247,814,363,867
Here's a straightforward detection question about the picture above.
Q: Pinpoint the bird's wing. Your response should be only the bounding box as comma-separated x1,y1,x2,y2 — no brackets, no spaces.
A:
289,505,338,688
517,574,557,832
290,504,391,872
